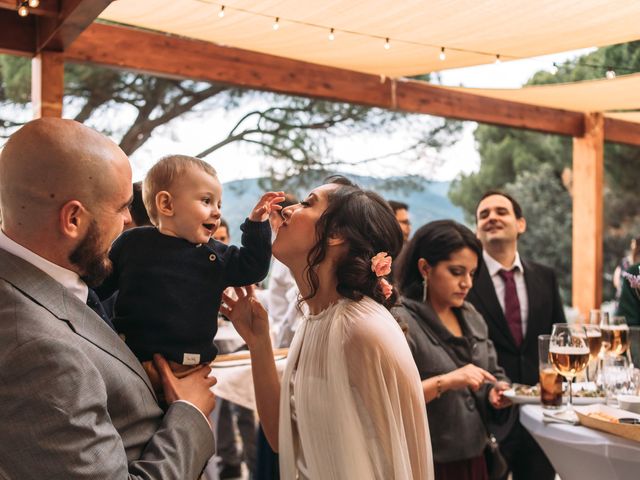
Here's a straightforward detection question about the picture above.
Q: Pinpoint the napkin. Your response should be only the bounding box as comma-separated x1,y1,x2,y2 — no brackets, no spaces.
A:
542,409,579,425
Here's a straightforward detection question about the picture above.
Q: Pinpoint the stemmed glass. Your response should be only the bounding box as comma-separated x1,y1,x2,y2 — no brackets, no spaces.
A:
601,315,629,357
584,324,602,382
593,311,610,387
550,323,590,414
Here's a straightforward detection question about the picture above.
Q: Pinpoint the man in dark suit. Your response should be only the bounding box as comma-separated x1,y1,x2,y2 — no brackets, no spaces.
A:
0,118,217,478
466,190,565,480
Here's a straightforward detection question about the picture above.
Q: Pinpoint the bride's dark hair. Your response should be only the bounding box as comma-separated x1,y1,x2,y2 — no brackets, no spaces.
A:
302,176,403,309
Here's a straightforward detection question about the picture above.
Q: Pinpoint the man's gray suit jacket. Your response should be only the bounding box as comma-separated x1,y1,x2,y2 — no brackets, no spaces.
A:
0,248,215,479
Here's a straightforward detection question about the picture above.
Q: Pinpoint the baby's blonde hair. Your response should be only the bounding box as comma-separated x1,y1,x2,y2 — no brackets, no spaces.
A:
143,154,218,225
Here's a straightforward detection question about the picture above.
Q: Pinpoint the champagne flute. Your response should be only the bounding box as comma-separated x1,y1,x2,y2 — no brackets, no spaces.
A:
584,324,602,382
601,315,629,357
589,311,611,388
550,323,589,413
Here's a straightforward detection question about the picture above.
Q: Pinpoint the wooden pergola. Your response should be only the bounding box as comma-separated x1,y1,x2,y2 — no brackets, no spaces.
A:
2,0,640,315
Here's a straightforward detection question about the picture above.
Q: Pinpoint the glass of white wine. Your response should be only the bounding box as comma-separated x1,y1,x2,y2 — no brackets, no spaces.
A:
584,324,602,382
601,315,629,357
590,310,607,387
550,323,590,413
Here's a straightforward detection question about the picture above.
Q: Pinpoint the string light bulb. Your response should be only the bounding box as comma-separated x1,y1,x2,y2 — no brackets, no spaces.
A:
28,0,39,7
439,47,446,61
495,54,501,64
218,5,225,18
17,2,28,16
606,68,616,79
328,28,335,41
384,38,390,50
272,17,280,30
551,63,558,74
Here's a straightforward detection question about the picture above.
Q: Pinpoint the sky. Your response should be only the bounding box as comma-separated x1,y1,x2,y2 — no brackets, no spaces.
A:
124,48,595,184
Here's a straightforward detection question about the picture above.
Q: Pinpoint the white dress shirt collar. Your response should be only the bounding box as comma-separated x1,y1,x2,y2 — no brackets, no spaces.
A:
483,250,524,277
0,229,88,303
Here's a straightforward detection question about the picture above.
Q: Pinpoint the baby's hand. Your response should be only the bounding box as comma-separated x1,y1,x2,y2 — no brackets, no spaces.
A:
249,191,286,222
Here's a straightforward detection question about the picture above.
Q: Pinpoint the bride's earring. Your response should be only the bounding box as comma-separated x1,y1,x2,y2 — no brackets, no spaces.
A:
422,275,428,302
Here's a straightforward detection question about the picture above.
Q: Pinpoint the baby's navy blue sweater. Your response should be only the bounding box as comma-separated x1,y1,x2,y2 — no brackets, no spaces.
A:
96,219,271,364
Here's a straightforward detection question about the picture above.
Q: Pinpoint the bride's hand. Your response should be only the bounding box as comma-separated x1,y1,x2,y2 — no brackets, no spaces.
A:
220,285,270,349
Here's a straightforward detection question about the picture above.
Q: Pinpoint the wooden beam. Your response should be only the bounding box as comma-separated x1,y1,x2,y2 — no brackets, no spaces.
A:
65,23,591,138
0,8,35,55
64,23,391,108
36,0,112,52
0,0,59,17
0,0,110,55
572,112,604,317
32,50,64,117
604,117,640,147
396,79,585,137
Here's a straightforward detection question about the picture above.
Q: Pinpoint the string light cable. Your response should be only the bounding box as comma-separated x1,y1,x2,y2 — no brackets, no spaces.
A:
203,1,518,63
196,1,640,79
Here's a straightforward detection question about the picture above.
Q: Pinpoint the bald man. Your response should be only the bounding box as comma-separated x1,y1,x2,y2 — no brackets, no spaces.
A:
0,119,217,479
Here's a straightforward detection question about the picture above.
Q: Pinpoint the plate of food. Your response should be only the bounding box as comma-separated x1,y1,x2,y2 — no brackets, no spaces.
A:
503,382,606,405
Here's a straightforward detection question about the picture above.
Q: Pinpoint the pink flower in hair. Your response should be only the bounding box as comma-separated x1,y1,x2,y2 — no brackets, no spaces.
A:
371,252,392,277
379,278,393,300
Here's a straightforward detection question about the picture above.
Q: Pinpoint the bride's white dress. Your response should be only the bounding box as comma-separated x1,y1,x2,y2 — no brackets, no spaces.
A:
279,296,434,479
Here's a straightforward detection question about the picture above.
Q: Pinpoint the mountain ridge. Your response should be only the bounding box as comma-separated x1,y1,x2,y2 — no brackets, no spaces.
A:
220,175,464,242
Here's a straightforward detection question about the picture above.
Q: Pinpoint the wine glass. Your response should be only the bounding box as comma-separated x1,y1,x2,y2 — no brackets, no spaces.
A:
584,324,602,382
601,315,629,357
603,355,632,405
550,323,589,413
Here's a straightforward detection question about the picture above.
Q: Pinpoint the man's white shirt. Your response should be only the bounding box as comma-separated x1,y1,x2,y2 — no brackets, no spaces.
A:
483,250,529,337
0,229,89,302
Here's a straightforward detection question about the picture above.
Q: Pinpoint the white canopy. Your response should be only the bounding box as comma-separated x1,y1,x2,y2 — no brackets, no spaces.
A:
99,0,640,77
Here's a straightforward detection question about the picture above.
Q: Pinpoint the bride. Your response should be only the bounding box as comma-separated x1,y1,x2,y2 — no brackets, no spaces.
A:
221,176,433,479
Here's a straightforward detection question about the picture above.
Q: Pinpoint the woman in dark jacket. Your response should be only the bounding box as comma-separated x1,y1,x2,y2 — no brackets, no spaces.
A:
393,220,511,480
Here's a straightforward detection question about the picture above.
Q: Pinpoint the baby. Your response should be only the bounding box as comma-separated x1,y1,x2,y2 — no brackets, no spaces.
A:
97,154,282,379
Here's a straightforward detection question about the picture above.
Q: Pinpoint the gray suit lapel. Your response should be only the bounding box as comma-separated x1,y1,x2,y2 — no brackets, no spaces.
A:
0,249,156,398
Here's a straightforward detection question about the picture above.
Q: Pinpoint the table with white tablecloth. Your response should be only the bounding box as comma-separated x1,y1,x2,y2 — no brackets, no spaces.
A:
520,405,640,480
214,322,246,354
209,354,288,411
203,353,288,480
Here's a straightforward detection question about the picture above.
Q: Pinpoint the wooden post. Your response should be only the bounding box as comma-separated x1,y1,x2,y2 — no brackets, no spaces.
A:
572,112,604,316
32,51,64,118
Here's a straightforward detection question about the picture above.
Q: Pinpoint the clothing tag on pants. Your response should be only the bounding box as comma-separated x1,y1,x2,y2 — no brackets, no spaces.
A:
183,353,201,365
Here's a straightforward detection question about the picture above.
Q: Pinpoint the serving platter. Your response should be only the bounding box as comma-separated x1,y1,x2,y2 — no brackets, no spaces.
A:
503,382,606,405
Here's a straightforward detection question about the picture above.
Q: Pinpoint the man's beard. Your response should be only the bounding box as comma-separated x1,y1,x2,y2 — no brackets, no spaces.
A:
69,219,113,288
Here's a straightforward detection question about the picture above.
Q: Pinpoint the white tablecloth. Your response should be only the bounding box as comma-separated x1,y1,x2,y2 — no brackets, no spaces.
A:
214,322,246,354
520,405,640,480
209,355,288,411
204,355,287,480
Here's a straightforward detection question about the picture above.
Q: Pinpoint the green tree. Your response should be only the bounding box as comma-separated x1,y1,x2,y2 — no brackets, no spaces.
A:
0,56,461,191
504,165,572,299
449,42,640,301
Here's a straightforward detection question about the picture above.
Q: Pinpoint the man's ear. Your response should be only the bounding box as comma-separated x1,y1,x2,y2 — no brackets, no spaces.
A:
59,200,89,240
155,191,174,217
516,216,527,235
